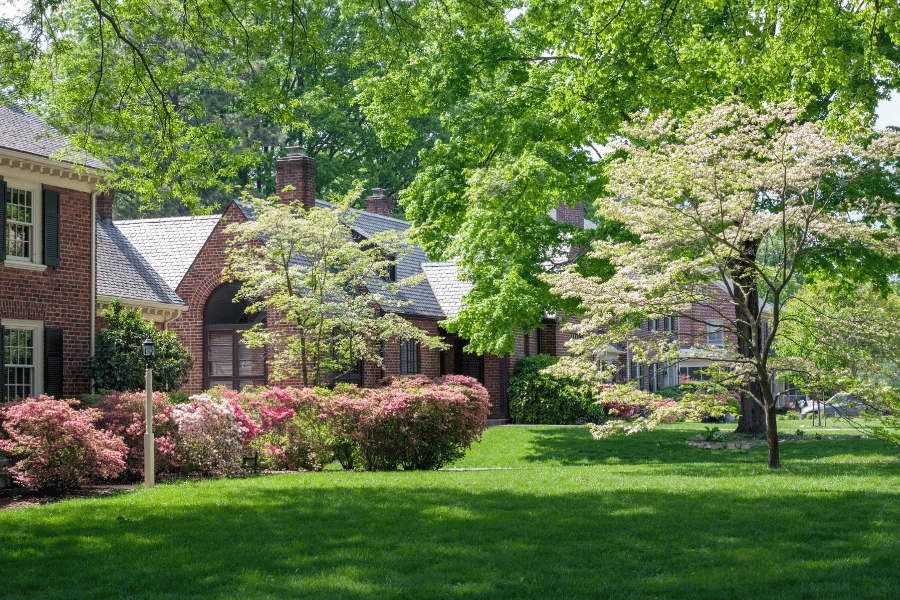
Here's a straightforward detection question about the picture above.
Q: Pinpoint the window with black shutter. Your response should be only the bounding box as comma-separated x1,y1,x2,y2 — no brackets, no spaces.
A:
0,180,7,261
43,189,61,267
44,327,64,398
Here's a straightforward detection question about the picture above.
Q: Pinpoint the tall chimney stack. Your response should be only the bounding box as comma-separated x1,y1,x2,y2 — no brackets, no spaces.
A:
97,189,114,223
274,147,317,211
364,187,397,218
556,199,584,229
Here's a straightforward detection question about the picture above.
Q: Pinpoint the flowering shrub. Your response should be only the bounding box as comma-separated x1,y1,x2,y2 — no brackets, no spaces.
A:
95,391,179,479
173,394,253,477
340,375,490,471
234,387,335,472
589,384,739,439
0,397,127,491
508,355,606,424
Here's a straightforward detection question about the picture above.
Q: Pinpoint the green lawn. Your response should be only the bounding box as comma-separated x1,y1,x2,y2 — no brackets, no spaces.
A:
3,421,900,599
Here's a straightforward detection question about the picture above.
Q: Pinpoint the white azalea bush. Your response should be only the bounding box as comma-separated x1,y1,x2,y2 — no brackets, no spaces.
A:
173,394,253,477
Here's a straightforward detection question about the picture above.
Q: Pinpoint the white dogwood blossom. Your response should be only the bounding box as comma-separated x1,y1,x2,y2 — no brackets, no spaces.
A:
544,101,900,468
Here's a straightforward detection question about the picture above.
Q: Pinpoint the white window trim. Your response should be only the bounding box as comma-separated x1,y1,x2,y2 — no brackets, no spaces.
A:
2,319,44,399
706,320,724,347
4,177,43,267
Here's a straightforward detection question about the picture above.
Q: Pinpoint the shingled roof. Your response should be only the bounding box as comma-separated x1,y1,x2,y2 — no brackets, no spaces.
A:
114,215,220,290
96,221,184,306
421,262,473,318
0,104,106,169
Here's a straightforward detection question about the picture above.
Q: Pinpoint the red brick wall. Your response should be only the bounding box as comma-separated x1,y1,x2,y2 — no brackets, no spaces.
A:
676,284,738,348
170,202,246,392
0,181,93,397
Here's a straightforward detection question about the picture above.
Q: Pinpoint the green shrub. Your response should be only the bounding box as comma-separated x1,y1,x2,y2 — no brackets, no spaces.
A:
508,355,605,424
89,299,193,392
654,382,727,399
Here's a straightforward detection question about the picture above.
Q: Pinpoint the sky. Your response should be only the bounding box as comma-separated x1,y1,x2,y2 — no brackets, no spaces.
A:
875,93,900,129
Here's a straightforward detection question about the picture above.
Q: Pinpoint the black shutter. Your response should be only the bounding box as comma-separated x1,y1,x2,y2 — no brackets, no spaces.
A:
44,327,64,398
0,180,7,261
0,324,5,402
43,189,60,267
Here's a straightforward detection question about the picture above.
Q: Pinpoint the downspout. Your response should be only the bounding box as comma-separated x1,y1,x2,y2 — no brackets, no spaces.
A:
90,191,97,393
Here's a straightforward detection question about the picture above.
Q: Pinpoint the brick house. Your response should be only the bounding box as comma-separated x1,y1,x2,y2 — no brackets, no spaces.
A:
0,105,107,400
96,149,591,420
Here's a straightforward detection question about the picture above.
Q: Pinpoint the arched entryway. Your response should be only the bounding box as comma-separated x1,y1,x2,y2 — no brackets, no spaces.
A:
204,283,267,390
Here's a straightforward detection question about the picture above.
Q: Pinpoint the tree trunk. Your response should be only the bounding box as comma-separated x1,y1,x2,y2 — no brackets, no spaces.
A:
765,403,781,469
736,388,767,434
729,238,767,434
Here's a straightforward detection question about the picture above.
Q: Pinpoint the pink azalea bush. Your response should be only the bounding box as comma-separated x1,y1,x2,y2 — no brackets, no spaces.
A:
232,386,336,472
227,376,490,472
332,375,490,471
95,391,179,479
0,397,127,491
173,394,252,477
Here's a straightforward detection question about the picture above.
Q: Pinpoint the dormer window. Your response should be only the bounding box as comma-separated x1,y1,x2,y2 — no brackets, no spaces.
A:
383,256,397,282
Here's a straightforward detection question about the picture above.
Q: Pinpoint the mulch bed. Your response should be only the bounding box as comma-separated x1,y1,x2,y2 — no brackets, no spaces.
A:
0,485,134,511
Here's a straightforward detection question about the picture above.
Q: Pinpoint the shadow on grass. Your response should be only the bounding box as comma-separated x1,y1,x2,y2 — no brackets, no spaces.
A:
2,474,899,600
521,426,900,475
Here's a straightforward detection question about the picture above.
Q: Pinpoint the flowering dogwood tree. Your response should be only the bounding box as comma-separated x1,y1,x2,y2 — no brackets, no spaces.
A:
545,101,900,469
224,188,444,387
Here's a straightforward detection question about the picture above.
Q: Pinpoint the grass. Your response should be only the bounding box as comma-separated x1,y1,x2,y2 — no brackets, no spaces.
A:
2,421,900,599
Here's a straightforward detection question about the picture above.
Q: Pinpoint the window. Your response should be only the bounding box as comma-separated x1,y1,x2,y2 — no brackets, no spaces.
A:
2,321,44,401
631,360,643,383
204,284,266,390
400,339,419,375
679,366,710,382
1,180,59,267
648,318,658,332
664,316,676,333
5,186,34,259
535,328,543,355
381,255,397,282
706,320,724,346
649,363,658,392
523,333,531,357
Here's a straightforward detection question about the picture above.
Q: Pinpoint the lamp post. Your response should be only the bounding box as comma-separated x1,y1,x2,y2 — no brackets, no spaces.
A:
142,333,156,488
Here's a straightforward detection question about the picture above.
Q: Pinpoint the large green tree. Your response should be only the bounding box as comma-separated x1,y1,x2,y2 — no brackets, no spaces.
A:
1,0,442,217
349,0,900,360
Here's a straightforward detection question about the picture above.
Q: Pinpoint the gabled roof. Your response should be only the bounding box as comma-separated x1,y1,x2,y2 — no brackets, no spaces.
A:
421,262,473,319
96,221,184,306
0,104,106,169
114,215,220,290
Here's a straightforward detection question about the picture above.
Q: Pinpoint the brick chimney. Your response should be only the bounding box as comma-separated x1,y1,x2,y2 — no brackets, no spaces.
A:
556,200,584,229
364,188,397,218
275,147,317,210
97,189,114,223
